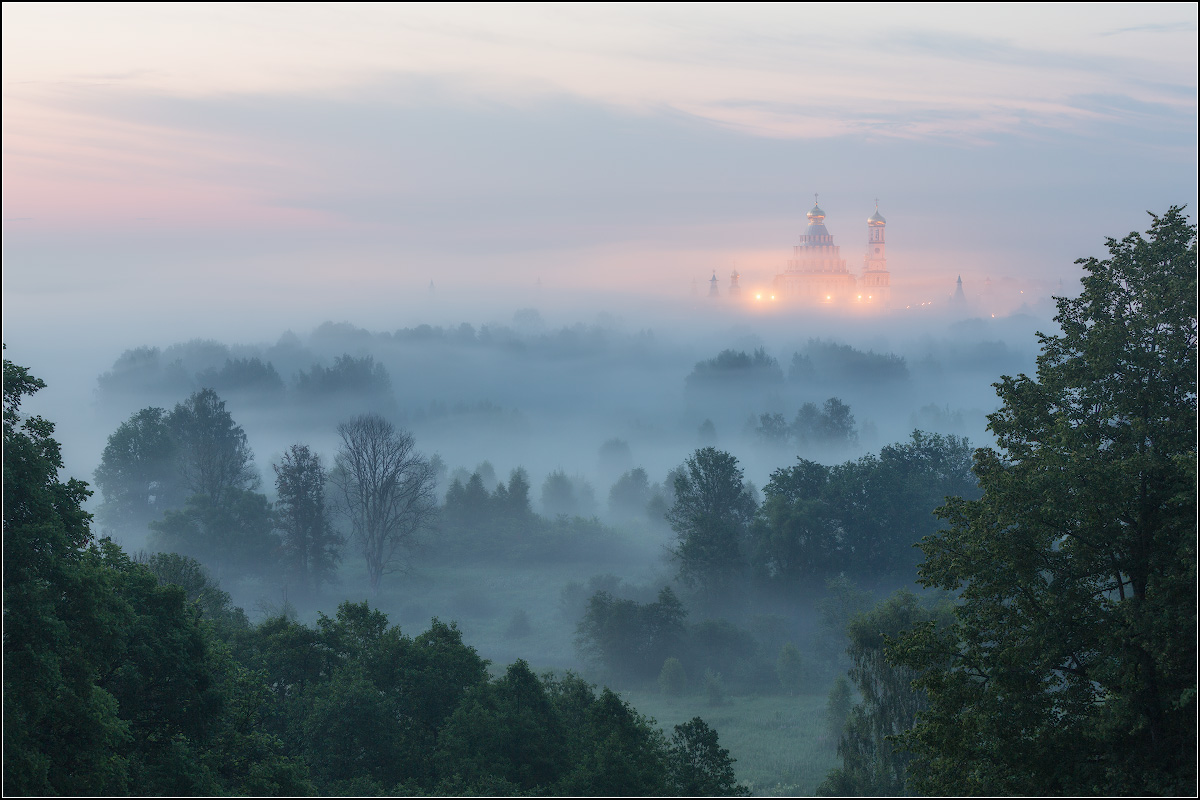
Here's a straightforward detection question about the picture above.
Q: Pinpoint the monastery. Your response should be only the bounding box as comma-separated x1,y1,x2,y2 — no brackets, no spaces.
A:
773,197,890,305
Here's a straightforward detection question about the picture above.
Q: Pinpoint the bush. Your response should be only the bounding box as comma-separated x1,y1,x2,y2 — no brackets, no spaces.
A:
775,643,805,695
658,657,687,696
505,609,532,639
704,669,728,707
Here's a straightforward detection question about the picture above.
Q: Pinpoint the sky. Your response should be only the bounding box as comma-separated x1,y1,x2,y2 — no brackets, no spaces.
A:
3,2,1197,346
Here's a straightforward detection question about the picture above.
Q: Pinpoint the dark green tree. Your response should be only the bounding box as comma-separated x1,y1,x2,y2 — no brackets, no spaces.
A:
892,207,1197,795
274,444,342,594
575,587,687,684
4,354,128,795
93,407,182,532
667,448,757,593
817,591,951,796
149,489,278,581
4,354,301,796
668,717,750,796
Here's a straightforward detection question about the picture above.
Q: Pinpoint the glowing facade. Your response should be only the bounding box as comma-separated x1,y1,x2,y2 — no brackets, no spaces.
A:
774,199,890,305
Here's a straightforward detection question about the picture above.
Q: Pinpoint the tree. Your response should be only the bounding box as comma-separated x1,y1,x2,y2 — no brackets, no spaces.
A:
148,489,278,581
892,208,1197,795
93,407,182,532
274,444,342,594
668,717,750,796
666,448,757,593
4,354,299,796
608,467,650,518
331,414,437,592
791,397,858,450
817,591,951,796
575,586,687,684
4,353,126,795
167,388,259,504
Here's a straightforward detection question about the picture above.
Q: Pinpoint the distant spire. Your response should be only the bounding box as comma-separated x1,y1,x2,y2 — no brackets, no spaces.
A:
709,271,719,297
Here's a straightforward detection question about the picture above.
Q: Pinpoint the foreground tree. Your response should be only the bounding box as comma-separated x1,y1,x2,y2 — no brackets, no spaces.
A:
331,414,437,592
4,354,303,795
274,444,342,594
893,208,1197,794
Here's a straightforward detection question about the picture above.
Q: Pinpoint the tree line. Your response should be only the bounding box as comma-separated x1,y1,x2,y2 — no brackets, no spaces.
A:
4,352,749,796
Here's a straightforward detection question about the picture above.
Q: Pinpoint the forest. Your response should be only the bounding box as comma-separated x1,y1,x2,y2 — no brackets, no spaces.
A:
4,208,1195,795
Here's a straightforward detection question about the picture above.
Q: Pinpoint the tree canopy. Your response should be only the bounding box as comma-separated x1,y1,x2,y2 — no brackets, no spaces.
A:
892,207,1197,795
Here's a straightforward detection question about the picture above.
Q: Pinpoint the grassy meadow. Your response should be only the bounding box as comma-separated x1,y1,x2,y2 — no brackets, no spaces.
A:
621,690,839,796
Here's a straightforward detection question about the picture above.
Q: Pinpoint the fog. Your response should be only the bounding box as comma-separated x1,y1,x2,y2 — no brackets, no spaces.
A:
4,286,1054,647
10,289,1052,509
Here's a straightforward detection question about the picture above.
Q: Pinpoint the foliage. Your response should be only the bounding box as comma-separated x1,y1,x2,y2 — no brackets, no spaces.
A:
685,347,783,391
669,717,751,796
825,675,853,741
703,669,728,707
608,466,651,518
659,657,688,696
597,437,633,480
666,448,757,593
293,353,392,398
148,489,279,581
575,587,688,684
891,207,1198,795
793,339,908,385
775,643,805,695
817,591,951,796
791,397,858,450
93,407,181,531
195,357,285,398
539,468,596,518
331,414,437,592
166,388,260,504
751,432,978,588
3,354,300,796
137,552,249,632
273,444,342,594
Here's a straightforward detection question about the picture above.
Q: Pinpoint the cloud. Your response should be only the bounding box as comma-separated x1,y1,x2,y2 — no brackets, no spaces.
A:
1100,21,1198,36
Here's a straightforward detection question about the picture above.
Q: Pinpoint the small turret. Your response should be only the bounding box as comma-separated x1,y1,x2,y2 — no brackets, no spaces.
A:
709,271,719,297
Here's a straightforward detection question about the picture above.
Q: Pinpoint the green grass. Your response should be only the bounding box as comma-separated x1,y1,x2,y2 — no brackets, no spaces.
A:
619,690,839,796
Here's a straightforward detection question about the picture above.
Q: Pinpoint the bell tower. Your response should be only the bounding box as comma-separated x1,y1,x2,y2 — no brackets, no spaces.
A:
860,200,890,304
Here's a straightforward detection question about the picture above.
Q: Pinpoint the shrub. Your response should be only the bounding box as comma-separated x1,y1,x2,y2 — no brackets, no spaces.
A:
776,643,805,695
658,657,687,696
704,669,728,707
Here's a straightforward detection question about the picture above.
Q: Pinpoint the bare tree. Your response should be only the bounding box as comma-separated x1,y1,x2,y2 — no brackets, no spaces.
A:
331,414,437,592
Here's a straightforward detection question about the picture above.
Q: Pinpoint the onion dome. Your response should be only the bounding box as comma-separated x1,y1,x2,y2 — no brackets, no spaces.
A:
807,203,826,222
868,207,886,225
